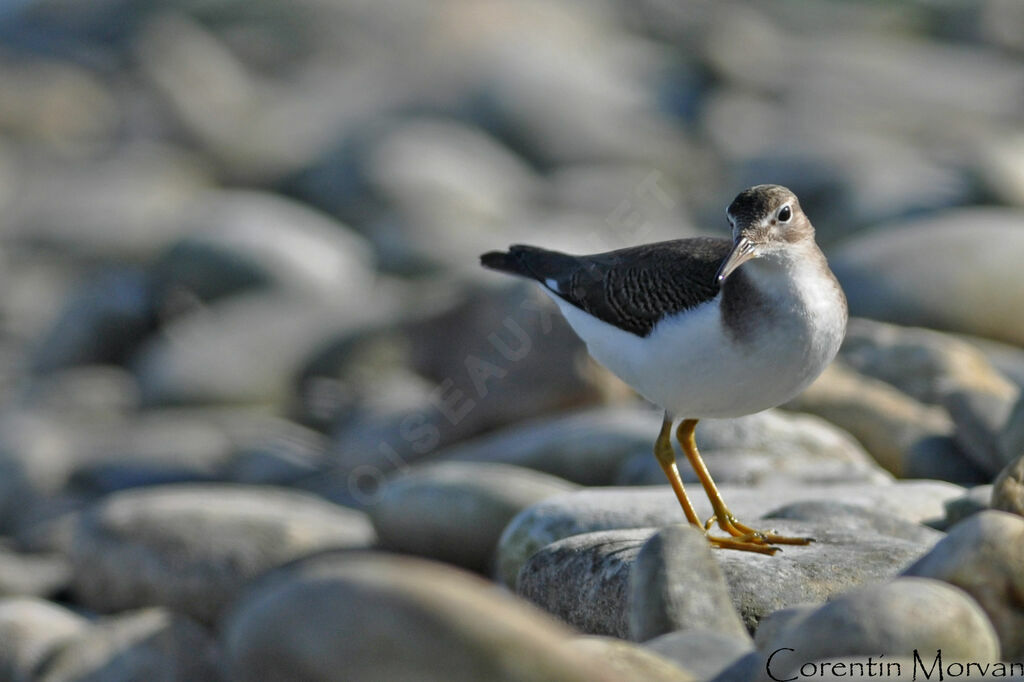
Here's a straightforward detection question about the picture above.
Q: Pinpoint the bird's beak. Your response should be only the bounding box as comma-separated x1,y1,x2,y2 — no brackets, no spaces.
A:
716,237,757,283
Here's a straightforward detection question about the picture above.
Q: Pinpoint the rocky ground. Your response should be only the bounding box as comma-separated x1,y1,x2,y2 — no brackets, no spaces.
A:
0,0,1023,680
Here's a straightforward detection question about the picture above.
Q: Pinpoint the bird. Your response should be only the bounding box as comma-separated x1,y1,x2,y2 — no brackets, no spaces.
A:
480,185,848,554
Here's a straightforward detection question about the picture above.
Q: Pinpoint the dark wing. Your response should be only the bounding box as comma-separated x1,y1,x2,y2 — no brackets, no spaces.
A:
480,237,730,337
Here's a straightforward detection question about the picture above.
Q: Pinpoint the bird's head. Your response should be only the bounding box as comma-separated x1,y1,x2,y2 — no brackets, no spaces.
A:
717,184,814,283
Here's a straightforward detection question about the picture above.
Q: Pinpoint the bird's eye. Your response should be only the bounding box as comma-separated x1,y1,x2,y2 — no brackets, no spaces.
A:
778,205,792,222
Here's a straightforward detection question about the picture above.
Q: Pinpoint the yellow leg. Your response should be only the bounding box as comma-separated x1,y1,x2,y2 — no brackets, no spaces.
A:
655,414,779,555
676,419,813,548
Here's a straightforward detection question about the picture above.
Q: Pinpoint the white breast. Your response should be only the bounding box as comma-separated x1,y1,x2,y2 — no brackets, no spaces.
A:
547,251,846,419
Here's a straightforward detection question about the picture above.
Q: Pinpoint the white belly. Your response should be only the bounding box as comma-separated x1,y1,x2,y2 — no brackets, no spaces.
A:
550,282,844,418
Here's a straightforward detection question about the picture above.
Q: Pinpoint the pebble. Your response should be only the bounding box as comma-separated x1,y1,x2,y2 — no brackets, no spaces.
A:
618,409,888,487
1001,395,1024,465
755,578,1000,681
569,637,695,682
992,455,1024,517
443,406,882,488
69,484,376,624
28,268,157,375
644,629,755,682
517,514,938,637
0,545,70,599
931,484,993,531
839,318,1017,405
944,386,1020,476
629,525,748,642
832,212,1024,346
149,189,375,305
133,291,395,407
222,551,619,682
369,462,578,573
496,481,961,588
787,362,964,479
0,598,88,682
34,608,222,682
903,510,1024,660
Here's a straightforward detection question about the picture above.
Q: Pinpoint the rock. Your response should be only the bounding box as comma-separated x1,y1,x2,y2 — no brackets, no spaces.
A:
370,462,578,573
517,528,649,638
29,269,157,374
765,501,944,545
944,386,1020,475
933,485,993,531
569,637,695,682
902,435,989,485
0,598,88,682
832,213,1024,346
755,578,1000,680
35,608,221,682
1001,395,1024,464
644,629,755,682
133,291,395,407
903,510,1024,659
439,407,659,486
222,552,618,682
496,481,961,587
444,406,882,490
149,189,374,305
362,118,539,273
20,367,140,417
838,318,1017,405
0,545,70,599
328,284,623,492
7,144,208,261
786,362,961,478
224,420,331,486
69,484,376,623
517,516,937,637
629,525,748,642
992,455,1024,517
619,409,887,487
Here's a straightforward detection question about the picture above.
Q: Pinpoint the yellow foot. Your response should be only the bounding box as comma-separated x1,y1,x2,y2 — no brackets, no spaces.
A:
705,513,814,547
706,533,780,555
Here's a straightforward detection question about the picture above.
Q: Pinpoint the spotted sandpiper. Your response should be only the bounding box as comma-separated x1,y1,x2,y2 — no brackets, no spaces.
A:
481,185,848,554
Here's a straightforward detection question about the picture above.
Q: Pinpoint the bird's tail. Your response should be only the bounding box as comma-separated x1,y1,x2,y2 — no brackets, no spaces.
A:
480,245,575,283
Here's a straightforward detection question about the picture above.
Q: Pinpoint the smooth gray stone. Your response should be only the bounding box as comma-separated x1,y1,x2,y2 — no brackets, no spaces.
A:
35,608,221,682
149,189,374,304
1002,396,1024,465
934,484,994,531
69,484,375,624
0,546,70,599
832,215,1024,346
518,529,649,638
902,435,989,485
993,455,1024,517
496,481,963,587
617,410,887,487
903,511,1024,660
517,517,938,638
838,318,1016,405
765,501,943,544
134,290,397,407
629,525,748,642
712,520,939,633
786,361,969,480
645,629,754,682
370,462,578,573
944,387,1019,475
569,637,696,682
438,407,659,487
0,598,88,682
222,552,619,682
29,269,156,374
754,578,1000,682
